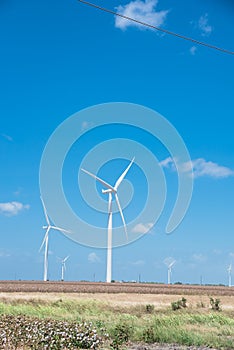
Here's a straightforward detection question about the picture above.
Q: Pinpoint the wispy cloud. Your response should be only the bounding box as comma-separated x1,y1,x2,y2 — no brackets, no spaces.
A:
160,157,234,179
13,187,23,196
132,222,154,234
88,252,100,263
0,249,11,258
190,46,197,55
1,133,13,142
130,259,145,266
115,0,169,30
192,253,207,263
213,249,222,255
0,201,30,216
192,158,234,178
81,121,94,131
198,13,213,36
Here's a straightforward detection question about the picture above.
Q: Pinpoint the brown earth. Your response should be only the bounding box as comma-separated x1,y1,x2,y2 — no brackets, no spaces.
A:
0,280,233,296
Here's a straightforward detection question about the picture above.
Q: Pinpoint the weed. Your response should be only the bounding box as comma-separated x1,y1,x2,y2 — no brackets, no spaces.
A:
210,297,221,311
142,325,155,343
145,304,154,313
196,301,206,308
171,297,187,311
110,321,132,349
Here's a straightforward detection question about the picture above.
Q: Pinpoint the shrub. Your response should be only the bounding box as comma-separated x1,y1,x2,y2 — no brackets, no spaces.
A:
110,322,132,349
210,298,221,311
142,325,155,343
171,297,187,311
145,304,154,313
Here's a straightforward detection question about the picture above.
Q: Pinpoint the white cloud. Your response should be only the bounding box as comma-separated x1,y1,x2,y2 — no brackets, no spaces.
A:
81,121,93,131
0,250,11,258
192,158,234,178
13,187,23,196
159,157,173,168
192,253,207,263
130,259,145,266
115,0,169,30
0,201,30,216
132,222,154,234
1,133,13,142
160,157,234,179
190,46,197,55
88,252,100,263
213,249,222,255
198,14,213,36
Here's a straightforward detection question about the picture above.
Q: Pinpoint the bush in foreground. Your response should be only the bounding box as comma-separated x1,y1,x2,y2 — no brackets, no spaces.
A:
0,315,103,349
171,297,187,311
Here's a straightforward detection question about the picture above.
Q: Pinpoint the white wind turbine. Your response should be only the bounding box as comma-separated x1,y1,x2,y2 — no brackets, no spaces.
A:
164,258,176,285
227,264,232,287
39,196,70,282
59,255,70,281
82,158,135,283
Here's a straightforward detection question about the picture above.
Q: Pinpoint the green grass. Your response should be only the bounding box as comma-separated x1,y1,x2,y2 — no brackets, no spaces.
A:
0,297,234,349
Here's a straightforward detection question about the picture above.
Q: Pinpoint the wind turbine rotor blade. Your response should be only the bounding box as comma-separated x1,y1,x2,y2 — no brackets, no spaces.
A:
63,255,70,263
40,196,50,225
81,168,115,192
168,261,176,268
39,227,50,252
114,157,135,190
51,226,71,234
115,193,128,240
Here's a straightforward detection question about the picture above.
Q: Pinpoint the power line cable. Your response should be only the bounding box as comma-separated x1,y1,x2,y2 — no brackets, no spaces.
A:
78,0,234,56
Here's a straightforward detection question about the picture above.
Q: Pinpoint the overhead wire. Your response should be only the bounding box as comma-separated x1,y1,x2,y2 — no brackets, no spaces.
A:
78,0,234,56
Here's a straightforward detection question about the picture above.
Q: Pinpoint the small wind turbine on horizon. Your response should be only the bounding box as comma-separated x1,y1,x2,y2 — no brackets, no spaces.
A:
58,255,70,281
164,258,176,285
39,196,70,282
81,158,135,283
227,264,232,287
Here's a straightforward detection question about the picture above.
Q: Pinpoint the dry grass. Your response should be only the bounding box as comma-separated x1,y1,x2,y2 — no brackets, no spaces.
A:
0,292,234,311
0,288,234,349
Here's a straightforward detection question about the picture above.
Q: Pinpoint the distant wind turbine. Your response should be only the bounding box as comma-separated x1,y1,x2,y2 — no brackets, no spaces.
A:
81,158,135,283
227,264,232,287
39,196,70,282
164,258,176,285
59,255,70,281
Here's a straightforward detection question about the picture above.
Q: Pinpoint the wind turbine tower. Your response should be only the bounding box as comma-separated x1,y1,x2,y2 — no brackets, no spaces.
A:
60,256,69,281
39,196,70,281
164,258,176,285
82,158,134,283
228,264,232,287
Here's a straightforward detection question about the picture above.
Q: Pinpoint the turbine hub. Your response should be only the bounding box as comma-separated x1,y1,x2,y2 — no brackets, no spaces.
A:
102,189,113,194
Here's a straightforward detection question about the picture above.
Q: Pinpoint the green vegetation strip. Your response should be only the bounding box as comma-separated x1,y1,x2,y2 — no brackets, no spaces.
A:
0,298,234,349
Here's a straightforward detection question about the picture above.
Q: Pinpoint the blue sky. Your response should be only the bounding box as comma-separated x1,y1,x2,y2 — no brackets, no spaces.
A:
0,0,234,284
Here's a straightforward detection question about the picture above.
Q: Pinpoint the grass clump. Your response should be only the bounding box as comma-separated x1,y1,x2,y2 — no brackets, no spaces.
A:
0,295,234,349
171,297,187,311
145,304,154,314
110,321,132,349
210,297,221,311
